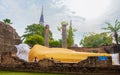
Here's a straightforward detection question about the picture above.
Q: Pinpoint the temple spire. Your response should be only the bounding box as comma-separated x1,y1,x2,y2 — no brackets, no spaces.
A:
39,6,44,26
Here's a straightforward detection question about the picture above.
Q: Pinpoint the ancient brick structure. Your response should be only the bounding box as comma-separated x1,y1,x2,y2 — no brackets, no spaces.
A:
103,44,120,53
62,22,67,48
0,51,120,75
0,21,21,52
70,44,120,53
0,52,24,66
69,47,105,53
70,47,98,53
44,25,49,47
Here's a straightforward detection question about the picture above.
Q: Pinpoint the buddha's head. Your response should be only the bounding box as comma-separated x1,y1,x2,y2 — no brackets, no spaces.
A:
15,44,30,61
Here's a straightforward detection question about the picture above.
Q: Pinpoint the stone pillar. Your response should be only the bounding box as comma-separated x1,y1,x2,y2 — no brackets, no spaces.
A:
61,21,67,48
44,25,49,47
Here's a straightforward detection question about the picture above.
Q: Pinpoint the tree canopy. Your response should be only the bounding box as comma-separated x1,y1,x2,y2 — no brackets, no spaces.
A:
22,23,59,47
22,24,45,40
80,33,113,47
67,24,74,47
102,20,120,44
24,34,44,46
49,39,61,47
3,18,12,24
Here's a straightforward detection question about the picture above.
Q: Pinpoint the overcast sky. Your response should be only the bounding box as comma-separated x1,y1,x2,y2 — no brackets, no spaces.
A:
0,0,120,46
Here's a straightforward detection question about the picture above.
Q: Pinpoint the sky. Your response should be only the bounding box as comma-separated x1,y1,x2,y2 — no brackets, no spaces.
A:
0,0,120,46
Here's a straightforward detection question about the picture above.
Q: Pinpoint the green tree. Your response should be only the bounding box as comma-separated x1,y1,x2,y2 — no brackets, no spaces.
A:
102,20,120,45
22,24,45,40
67,24,74,47
80,33,113,47
22,23,53,46
49,39,61,47
22,24,53,40
24,34,44,46
58,39,62,47
3,18,12,24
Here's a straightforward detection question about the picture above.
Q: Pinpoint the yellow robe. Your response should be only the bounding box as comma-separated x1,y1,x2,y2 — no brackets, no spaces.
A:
28,45,111,63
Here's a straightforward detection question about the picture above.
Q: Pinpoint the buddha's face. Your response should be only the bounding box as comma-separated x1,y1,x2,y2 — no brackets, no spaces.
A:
15,44,30,61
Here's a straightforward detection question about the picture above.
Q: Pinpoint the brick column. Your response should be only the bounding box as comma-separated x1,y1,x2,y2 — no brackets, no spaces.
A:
44,25,49,47
61,21,67,48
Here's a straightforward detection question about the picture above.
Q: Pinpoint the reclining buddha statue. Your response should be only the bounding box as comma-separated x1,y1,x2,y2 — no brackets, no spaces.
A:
28,44,110,63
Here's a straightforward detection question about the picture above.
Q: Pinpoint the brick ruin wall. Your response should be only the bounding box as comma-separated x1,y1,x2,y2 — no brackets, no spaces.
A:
70,44,120,53
70,47,105,53
0,21,21,52
1,52,120,75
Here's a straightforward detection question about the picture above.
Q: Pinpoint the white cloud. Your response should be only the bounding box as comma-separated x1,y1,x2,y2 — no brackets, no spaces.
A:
0,0,43,36
0,0,120,46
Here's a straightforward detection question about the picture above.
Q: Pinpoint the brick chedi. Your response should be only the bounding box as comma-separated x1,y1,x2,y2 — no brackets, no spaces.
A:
0,21,21,52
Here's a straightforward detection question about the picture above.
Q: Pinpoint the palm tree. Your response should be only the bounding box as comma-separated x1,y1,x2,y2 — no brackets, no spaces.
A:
102,20,120,45
3,18,12,24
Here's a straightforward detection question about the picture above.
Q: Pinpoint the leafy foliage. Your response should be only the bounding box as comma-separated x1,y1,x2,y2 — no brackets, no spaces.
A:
102,20,120,44
22,24,45,40
24,34,44,46
3,18,12,24
22,23,61,47
80,33,113,47
49,39,61,47
22,24,53,39
61,21,68,26
67,25,74,47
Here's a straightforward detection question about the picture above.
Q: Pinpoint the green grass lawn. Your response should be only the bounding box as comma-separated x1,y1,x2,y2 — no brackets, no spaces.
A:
0,71,66,75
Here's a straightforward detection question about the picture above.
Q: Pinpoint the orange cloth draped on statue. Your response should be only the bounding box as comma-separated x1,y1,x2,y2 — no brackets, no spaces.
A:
28,45,111,63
